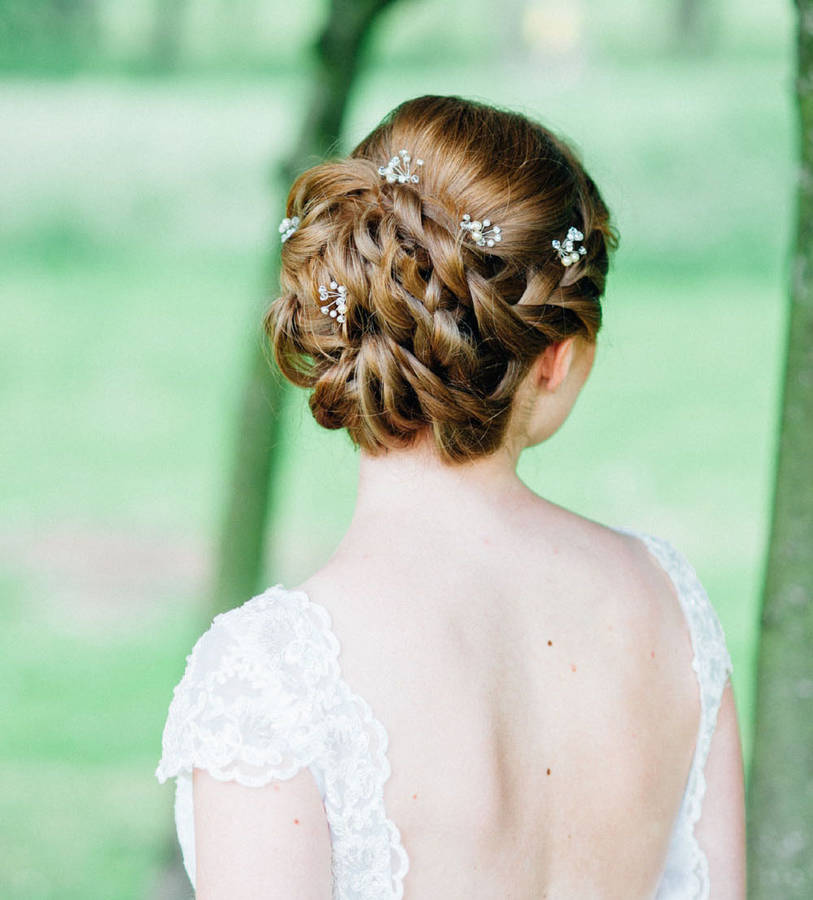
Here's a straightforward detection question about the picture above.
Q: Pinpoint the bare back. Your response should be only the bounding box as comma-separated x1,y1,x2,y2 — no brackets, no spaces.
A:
297,503,701,899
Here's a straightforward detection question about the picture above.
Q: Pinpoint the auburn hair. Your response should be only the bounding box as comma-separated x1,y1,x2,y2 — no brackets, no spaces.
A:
264,94,618,465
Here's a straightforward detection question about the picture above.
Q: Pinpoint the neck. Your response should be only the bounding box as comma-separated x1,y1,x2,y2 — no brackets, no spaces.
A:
346,433,534,533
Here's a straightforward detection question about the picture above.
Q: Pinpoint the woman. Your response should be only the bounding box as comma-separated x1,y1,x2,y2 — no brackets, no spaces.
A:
156,95,746,898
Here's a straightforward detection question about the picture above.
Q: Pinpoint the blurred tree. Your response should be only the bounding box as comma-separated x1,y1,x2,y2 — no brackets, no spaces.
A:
0,0,97,71
746,1,813,896
674,0,710,52
208,0,403,619
149,0,186,72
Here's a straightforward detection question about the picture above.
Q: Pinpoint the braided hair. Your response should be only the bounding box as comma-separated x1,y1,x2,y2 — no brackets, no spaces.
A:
265,95,619,465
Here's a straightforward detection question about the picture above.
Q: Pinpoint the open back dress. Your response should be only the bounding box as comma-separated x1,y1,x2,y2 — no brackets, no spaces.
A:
155,527,733,899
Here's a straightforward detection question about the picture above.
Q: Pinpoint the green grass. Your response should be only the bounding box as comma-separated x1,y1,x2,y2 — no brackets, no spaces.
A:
0,568,202,898
0,14,795,895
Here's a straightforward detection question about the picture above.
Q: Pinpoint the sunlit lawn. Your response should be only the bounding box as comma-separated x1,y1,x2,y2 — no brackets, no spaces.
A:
0,23,794,898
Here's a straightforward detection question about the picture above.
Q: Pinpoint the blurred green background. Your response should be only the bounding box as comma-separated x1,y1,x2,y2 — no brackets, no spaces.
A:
0,0,795,896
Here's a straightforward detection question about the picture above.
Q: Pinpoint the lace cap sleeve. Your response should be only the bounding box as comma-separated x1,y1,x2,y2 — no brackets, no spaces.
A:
155,585,341,788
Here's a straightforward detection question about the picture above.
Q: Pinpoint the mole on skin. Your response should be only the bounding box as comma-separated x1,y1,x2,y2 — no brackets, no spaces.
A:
294,818,300,825
547,640,553,646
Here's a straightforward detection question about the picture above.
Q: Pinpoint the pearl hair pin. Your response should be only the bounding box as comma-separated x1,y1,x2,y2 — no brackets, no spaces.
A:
460,213,502,247
552,226,587,266
318,281,348,323
379,149,423,184
279,216,300,243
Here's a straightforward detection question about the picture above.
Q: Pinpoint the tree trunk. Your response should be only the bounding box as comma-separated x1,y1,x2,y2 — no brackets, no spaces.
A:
673,0,709,52
746,1,813,896
209,0,401,619
150,0,186,73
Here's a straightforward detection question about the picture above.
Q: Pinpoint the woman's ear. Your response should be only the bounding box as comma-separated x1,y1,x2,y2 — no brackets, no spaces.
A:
534,337,576,393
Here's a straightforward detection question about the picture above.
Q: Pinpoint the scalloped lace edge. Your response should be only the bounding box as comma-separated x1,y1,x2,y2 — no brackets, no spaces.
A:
157,583,410,898
282,585,411,897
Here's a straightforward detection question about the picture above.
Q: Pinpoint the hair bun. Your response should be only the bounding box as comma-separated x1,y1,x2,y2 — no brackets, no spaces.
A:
265,95,618,465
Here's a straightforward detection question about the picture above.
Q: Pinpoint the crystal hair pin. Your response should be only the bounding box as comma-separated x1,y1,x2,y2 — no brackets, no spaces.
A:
552,226,587,266
318,281,348,323
279,216,300,243
460,213,502,247
378,149,423,184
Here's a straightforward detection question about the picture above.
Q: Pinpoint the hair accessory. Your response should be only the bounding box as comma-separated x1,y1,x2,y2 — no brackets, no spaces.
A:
318,281,348,323
552,226,587,266
378,149,423,184
279,216,300,243
460,213,502,247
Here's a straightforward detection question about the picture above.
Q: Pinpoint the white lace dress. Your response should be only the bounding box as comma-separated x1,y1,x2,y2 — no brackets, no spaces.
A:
155,528,733,899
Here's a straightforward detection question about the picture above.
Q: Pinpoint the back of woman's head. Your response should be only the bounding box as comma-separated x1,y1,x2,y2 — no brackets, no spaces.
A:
265,94,618,465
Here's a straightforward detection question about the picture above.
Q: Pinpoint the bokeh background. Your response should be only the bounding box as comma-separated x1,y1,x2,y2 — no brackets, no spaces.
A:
0,0,795,896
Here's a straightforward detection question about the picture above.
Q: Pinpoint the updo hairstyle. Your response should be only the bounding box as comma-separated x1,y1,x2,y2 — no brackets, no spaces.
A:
264,94,618,465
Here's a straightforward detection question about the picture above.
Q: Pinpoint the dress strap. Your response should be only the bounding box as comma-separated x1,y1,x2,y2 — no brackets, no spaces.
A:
616,529,733,714
613,526,733,899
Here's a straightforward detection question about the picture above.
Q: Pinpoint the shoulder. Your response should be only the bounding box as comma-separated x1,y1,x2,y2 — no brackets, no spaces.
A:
155,585,341,787
613,525,734,688
187,584,340,683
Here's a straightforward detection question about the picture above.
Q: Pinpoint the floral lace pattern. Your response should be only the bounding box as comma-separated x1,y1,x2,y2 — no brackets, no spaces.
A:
156,529,732,899
155,586,409,898
614,528,734,900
